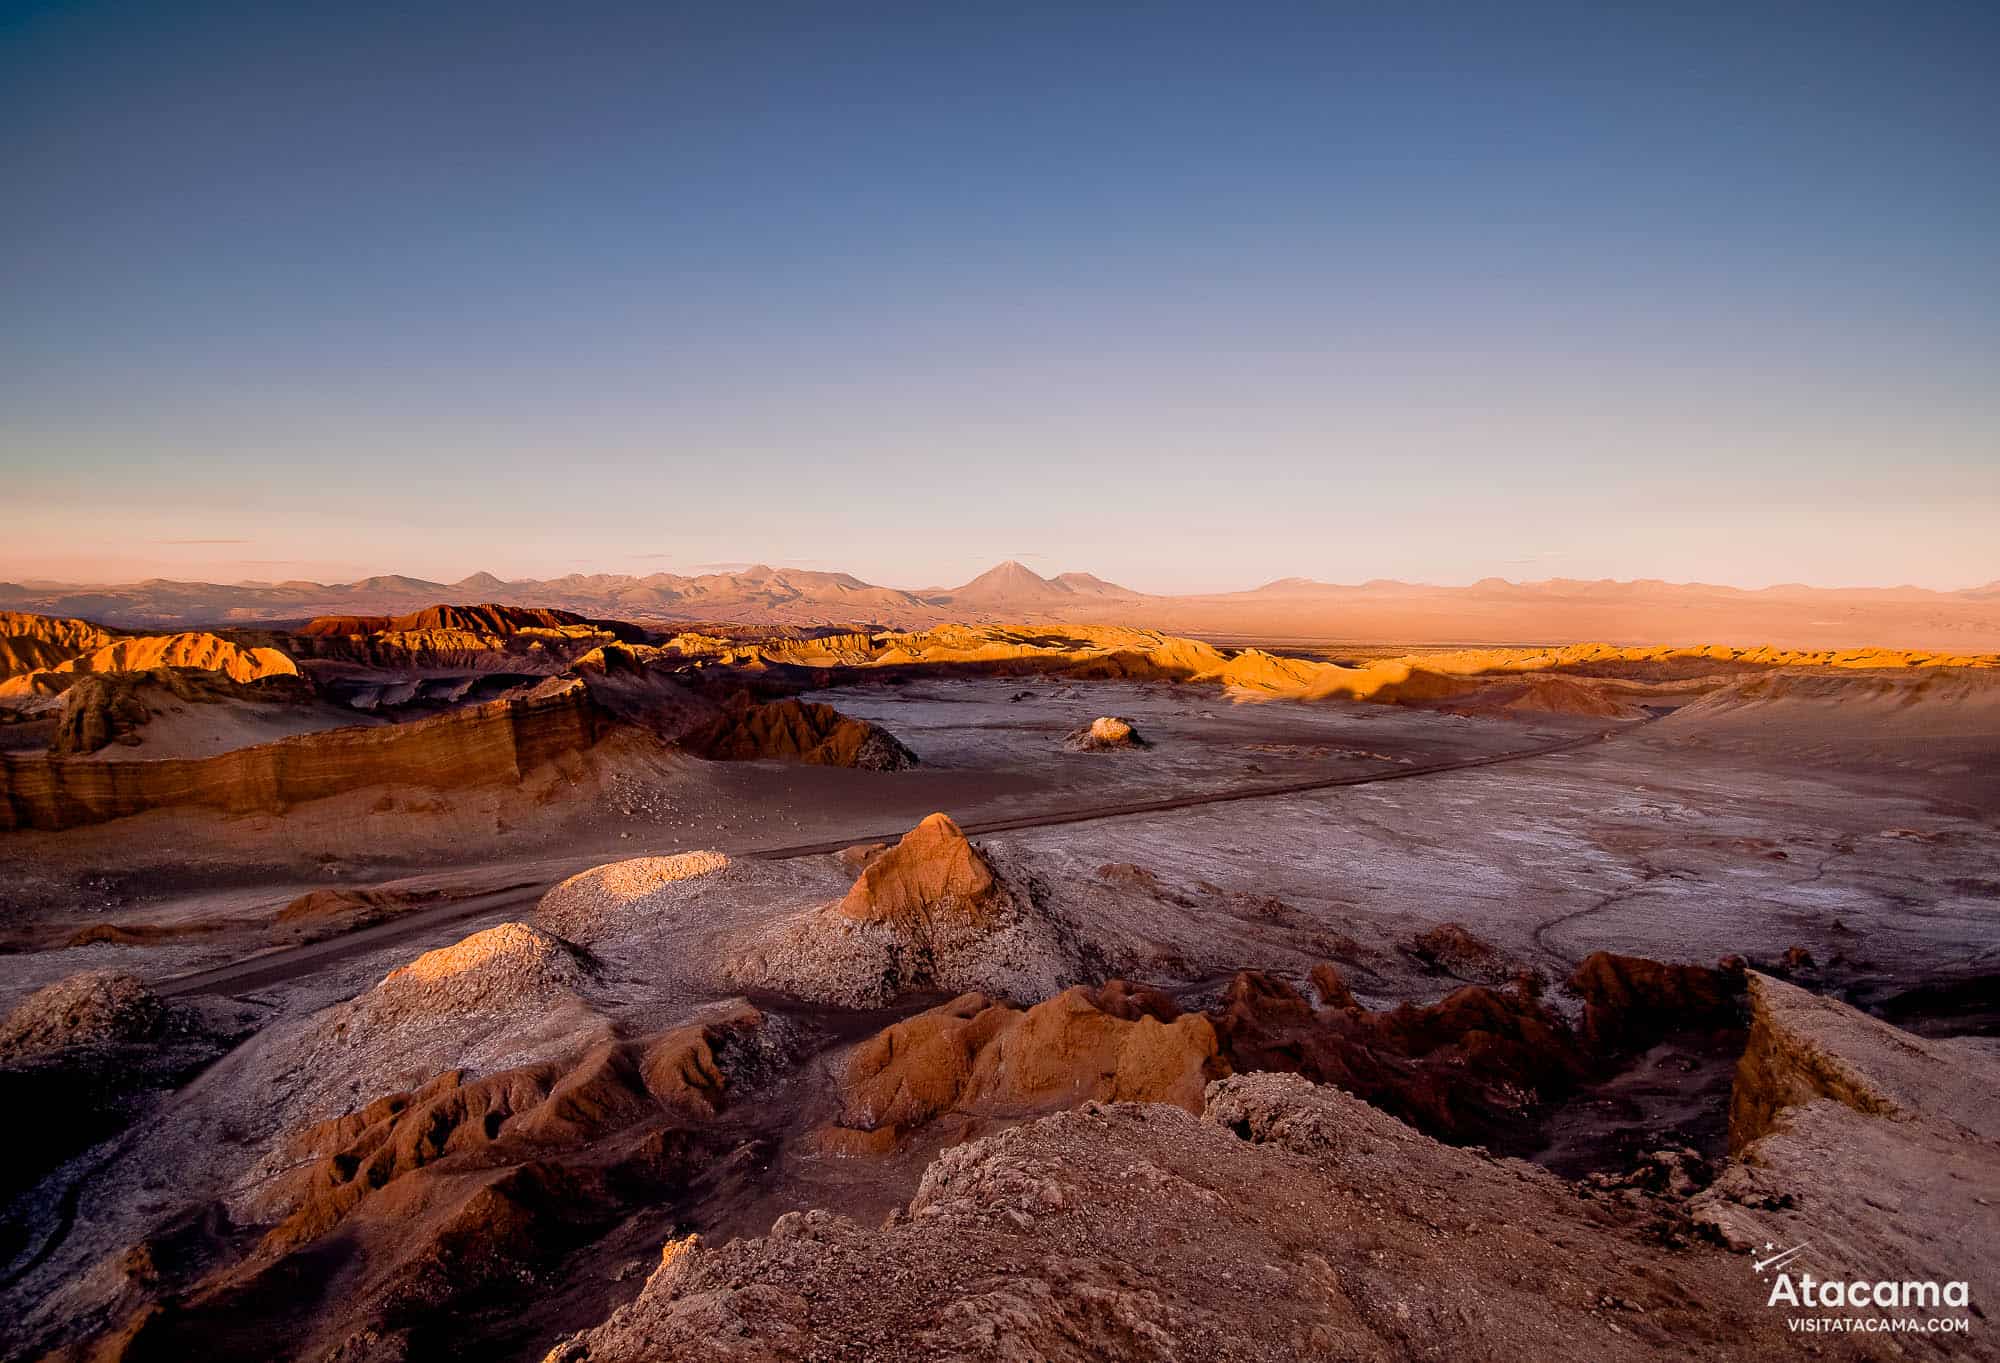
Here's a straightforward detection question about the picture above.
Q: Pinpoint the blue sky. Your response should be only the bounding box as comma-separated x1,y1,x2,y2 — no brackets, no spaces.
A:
3,0,1995,590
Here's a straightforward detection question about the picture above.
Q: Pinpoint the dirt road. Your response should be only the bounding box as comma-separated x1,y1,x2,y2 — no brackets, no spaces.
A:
160,724,1622,999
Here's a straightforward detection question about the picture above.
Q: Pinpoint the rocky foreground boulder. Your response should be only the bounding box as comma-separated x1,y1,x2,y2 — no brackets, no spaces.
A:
549,1074,1817,1363
539,971,1992,1363
1065,714,1146,750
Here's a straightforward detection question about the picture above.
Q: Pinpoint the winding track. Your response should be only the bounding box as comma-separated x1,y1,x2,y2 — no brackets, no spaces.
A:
159,722,1632,1000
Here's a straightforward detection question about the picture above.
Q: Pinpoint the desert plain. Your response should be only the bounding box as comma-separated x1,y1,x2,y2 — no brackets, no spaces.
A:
0,567,1995,1362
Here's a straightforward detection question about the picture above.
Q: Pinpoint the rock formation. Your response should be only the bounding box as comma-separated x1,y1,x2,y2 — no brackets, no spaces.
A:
1065,714,1147,750
0,611,116,680
1688,974,1997,1347
1566,951,1747,1053
1405,920,1525,984
0,631,299,706
290,603,643,679
818,984,1223,1153
814,954,1748,1158
93,1004,770,1363
680,696,917,770
0,970,166,1058
727,814,1080,1006
297,603,637,637
47,668,318,755
360,922,592,1023
835,811,997,928
0,677,607,831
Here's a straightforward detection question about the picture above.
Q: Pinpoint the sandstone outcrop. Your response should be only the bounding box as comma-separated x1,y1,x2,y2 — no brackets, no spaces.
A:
819,985,1222,1153
297,603,636,637
1405,920,1523,984
0,677,606,830
47,668,318,755
0,611,116,680
680,696,917,769
836,811,996,928
276,885,444,927
290,604,644,679
0,632,299,708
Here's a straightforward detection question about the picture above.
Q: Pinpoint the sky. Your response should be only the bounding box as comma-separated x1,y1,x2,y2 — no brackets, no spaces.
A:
2,0,1996,593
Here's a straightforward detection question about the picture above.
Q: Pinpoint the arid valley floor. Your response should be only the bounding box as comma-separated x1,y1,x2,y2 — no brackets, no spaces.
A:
0,590,1995,1361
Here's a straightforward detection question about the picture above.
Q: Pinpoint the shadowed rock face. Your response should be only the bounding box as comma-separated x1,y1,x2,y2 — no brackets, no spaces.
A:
90,1006,769,1363
813,952,1750,1159
297,604,632,638
1567,951,1748,1054
0,970,166,1058
681,697,917,770
1207,969,1586,1148
0,974,233,1252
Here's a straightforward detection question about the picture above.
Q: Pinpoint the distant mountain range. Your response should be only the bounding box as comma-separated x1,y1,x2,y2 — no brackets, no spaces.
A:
3,562,1997,650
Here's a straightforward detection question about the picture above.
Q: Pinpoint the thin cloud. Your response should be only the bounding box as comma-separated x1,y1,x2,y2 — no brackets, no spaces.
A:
155,538,251,545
